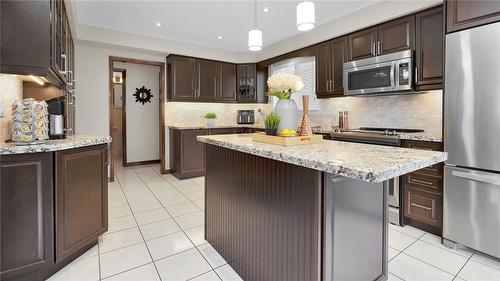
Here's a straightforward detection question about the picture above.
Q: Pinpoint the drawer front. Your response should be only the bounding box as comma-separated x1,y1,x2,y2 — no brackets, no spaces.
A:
404,187,442,228
404,173,443,193
404,140,443,151
404,140,444,177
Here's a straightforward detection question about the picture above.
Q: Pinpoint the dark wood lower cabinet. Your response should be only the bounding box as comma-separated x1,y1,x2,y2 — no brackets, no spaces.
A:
0,153,54,281
170,127,261,179
0,144,108,281
402,140,443,235
55,145,108,261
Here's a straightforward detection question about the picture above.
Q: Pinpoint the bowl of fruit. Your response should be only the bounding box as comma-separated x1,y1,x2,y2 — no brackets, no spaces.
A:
277,129,297,137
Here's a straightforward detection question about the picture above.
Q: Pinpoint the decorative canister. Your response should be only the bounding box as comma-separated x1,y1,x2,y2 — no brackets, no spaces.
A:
11,98,49,144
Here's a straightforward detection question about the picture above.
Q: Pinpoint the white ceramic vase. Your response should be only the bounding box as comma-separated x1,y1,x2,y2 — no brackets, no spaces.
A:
205,118,215,127
274,99,298,132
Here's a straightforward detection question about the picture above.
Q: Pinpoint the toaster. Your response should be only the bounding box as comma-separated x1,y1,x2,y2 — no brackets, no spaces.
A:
237,110,255,124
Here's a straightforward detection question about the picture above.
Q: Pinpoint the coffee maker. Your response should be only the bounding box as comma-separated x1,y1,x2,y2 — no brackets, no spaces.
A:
47,96,66,139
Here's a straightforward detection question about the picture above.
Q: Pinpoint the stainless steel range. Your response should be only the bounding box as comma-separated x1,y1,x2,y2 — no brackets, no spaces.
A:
330,127,425,225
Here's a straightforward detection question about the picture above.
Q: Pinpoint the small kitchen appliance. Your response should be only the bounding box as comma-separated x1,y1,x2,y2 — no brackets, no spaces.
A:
343,50,413,96
47,96,66,139
237,110,255,124
330,127,425,225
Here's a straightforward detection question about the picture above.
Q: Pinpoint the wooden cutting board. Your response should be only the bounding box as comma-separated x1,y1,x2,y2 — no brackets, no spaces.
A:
252,132,322,146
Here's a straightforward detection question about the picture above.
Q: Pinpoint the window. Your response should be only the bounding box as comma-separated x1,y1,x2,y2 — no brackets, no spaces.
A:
268,57,319,111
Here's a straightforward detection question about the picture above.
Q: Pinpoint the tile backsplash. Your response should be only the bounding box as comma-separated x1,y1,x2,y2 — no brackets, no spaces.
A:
165,90,443,134
310,90,443,133
165,102,273,126
0,74,23,141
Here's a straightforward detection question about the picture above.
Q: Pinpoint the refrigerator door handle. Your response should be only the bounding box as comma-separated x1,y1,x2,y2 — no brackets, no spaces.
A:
451,170,500,186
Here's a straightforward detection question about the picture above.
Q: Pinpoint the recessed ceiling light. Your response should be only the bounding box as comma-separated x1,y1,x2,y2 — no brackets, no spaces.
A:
217,35,223,40
263,7,269,12
155,22,162,27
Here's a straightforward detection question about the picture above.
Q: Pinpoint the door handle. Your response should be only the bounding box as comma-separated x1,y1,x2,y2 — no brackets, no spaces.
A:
452,171,500,186
390,62,396,88
411,202,432,211
372,42,376,55
377,41,381,54
410,178,434,186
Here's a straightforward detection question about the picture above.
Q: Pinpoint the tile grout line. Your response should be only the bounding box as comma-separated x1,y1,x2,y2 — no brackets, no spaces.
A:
148,165,225,280
108,167,163,281
453,253,474,280
132,166,214,280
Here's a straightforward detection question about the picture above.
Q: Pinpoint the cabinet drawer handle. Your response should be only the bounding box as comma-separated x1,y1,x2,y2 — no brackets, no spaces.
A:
60,54,67,75
410,178,434,186
411,202,432,211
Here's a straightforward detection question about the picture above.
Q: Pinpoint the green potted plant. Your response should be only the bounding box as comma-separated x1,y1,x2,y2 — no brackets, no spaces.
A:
204,112,217,127
264,112,281,136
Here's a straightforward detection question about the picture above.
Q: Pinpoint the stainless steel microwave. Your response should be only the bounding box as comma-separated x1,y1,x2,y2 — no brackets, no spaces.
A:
343,50,413,96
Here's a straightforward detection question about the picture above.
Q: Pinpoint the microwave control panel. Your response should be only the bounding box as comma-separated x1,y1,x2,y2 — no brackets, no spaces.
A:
399,62,410,86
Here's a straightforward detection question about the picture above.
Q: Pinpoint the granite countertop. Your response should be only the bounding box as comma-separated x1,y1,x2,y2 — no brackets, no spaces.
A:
197,134,447,183
0,135,111,155
398,132,443,142
167,124,265,130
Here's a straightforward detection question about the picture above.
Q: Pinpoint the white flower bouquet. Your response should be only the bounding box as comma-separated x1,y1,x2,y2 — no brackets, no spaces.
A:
266,73,304,99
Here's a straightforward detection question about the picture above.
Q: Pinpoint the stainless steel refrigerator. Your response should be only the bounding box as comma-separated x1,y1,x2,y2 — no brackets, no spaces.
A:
444,21,500,259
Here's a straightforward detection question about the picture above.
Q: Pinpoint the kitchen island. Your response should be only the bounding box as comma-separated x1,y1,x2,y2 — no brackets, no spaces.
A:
0,135,110,280
197,134,447,281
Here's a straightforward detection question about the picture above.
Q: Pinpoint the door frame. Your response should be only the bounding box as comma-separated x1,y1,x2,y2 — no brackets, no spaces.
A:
111,68,126,167
108,56,166,182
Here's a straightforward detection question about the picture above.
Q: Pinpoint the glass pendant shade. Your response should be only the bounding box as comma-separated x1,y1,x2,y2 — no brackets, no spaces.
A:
297,1,315,31
248,29,262,51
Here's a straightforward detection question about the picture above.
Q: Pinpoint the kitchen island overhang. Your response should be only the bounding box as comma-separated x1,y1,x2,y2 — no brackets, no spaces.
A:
197,134,447,281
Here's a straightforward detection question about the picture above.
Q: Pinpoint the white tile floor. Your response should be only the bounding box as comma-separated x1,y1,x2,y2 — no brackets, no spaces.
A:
47,163,500,281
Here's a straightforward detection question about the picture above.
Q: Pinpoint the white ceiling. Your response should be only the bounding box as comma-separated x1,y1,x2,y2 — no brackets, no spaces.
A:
73,0,382,52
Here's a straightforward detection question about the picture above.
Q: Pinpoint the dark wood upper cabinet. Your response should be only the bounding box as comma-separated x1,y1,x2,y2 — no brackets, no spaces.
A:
348,27,378,61
237,64,257,102
0,0,73,88
316,36,348,98
331,37,349,93
416,6,444,90
1,153,54,280
446,0,500,33
378,16,415,55
171,56,197,101
168,55,240,103
348,16,414,60
197,59,218,101
55,145,108,261
316,41,332,96
218,62,237,102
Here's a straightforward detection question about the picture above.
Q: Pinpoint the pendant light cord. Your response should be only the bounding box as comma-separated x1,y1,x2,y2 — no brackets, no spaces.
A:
253,0,257,28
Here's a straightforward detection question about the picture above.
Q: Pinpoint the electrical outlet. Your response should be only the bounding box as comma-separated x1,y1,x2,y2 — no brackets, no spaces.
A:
0,101,5,118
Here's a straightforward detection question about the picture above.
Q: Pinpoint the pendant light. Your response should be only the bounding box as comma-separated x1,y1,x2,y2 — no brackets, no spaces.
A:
297,0,315,31
248,0,262,51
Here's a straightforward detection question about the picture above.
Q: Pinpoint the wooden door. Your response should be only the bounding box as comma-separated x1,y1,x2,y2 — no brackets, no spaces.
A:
378,16,415,55
315,41,332,97
237,64,257,102
171,56,197,101
218,63,237,102
0,0,51,75
348,27,377,61
416,7,444,90
55,145,108,261
331,36,348,94
197,59,218,101
446,0,500,33
180,129,209,178
0,153,54,280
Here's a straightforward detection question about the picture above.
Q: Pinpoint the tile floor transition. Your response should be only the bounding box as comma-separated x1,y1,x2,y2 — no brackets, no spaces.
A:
47,163,500,281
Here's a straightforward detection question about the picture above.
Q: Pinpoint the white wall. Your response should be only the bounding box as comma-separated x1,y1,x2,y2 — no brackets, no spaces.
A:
257,0,442,61
0,74,23,141
75,43,165,137
115,62,160,163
